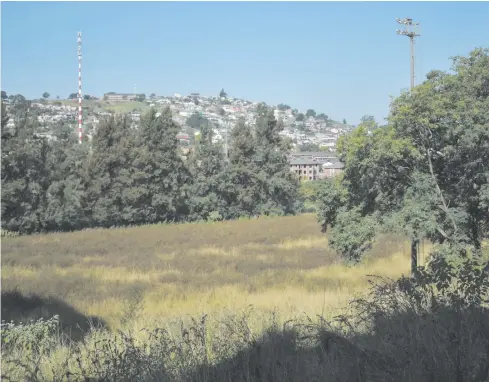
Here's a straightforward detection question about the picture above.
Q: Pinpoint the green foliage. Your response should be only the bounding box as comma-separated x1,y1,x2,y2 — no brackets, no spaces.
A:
186,112,210,131
319,47,489,264
187,122,228,221
306,109,316,118
277,103,290,111
295,113,305,122
1,315,59,357
42,92,49,100
1,100,300,233
219,88,227,98
298,142,321,152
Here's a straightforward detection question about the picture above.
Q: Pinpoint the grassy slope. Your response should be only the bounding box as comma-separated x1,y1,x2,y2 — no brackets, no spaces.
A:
1,214,430,330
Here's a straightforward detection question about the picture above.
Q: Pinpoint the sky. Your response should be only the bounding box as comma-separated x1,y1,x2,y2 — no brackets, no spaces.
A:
2,1,489,125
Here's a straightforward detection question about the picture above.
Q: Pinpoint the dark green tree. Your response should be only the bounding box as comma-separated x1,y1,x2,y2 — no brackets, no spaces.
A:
187,123,227,221
42,92,50,100
225,119,263,218
306,109,316,118
254,104,300,216
186,112,210,131
126,107,191,224
296,113,305,122
42,123,90,231
1,112,51,234
1,91,7,100
84,115,134,228
219,88,228,98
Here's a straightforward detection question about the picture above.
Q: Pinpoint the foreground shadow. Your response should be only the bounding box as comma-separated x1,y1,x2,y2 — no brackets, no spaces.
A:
1,290,108,342
188,305,489,382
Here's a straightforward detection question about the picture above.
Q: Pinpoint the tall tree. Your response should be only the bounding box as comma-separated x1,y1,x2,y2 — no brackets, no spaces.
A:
254,104,300,216
225,119,263,218
187,123,227,221
1,112,51,234
42,92,50,100
219,88,228,98
126,107,191,224
42,123,90,231
318,48,489,271
84,114,134,228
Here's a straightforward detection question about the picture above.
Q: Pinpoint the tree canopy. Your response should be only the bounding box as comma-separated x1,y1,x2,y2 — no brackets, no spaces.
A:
318,48,489,268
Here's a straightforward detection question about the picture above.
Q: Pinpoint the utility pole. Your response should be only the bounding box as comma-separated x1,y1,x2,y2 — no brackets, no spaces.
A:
396,18,420,90
396,17,421,276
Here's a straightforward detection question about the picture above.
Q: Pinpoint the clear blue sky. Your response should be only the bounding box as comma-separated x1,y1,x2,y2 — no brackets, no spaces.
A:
2,1,488,124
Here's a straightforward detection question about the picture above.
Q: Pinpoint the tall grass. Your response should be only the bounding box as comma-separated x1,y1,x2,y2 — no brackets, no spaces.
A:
4,214,486,381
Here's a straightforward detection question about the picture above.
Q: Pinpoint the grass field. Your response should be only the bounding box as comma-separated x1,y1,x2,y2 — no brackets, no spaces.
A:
1,214,430,331
5,214,489,382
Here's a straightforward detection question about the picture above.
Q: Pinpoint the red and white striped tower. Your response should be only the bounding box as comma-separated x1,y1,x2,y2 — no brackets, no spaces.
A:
77,32,83,144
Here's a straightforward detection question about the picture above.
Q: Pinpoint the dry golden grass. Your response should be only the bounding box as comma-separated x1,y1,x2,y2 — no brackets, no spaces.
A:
1,214,431,330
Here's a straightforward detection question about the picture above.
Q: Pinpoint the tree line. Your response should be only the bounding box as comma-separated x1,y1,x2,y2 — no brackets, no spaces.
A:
1,102,300,235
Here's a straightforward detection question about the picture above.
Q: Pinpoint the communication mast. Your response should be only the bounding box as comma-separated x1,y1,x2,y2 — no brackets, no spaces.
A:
77,32,83,144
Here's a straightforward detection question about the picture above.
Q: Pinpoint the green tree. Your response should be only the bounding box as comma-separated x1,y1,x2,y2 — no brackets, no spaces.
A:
254,104,300,216
1,112,51,234
84,114,134,228
126,107,191,224
299,143,321,152
187,123,227,221
317,113,328,121
225,120,263,218
342,118,347,125
42,92,50,100
219,88,228,98
318,48,489,272
42,123,90,231
296,113,305,122
1,101,8,128
1,91,7,100
306,109,316,118
186,112,210,131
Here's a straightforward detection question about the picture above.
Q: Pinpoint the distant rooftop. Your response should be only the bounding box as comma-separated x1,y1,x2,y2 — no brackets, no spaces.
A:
289,158,320,166
291,151,338,158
